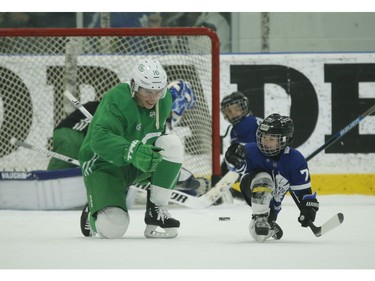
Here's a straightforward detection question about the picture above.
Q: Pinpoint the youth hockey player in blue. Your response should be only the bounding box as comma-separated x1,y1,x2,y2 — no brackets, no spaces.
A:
220,91,261,146
220,91,261,198
224,113,320,242
220,92,261,178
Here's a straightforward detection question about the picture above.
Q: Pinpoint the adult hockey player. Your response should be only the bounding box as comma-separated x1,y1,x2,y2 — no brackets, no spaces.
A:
128,79,202,202
127,79,202,200
224,113,319,242
220,91,261,197
48,81,195,171
79,58,183,239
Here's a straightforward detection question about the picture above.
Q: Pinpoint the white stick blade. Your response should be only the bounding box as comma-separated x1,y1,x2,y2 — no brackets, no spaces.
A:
320,213,344,236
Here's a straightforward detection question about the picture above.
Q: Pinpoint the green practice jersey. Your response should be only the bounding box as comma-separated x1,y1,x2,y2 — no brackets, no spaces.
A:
79,82,172,170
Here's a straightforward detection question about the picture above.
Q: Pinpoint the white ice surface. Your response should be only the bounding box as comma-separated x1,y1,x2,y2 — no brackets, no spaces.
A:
0,195,374,278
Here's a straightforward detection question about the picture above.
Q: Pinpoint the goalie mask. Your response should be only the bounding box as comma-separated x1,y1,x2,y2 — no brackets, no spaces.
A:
256,113,294,157
220,91,250,125
130,59,168,98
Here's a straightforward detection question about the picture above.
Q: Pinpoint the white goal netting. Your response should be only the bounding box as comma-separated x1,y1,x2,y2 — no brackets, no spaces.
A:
0,28,220,179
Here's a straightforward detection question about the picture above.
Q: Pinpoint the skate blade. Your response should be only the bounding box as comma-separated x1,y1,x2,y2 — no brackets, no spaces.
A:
144,225,178,239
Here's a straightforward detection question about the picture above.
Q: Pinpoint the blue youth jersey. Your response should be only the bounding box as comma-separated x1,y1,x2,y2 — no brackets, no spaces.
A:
243,142,311,213
230,115,261,144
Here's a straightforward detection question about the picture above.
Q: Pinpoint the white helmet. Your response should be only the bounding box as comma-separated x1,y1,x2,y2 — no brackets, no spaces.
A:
130,58,168,98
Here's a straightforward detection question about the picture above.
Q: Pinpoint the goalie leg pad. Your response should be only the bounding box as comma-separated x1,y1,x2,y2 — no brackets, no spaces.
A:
96,207,130,239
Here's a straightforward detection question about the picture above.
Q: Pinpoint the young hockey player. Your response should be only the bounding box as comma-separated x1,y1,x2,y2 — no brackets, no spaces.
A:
220,91,262,198
224,113,320,242
221,91,261,146
79,58,183,239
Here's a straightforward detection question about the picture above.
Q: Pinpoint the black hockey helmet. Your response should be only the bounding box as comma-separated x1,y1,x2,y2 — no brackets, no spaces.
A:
256,113,294,156
220,91,250,124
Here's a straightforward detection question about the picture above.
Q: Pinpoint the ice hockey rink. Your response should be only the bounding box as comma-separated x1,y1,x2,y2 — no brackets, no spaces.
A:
0,194,374,275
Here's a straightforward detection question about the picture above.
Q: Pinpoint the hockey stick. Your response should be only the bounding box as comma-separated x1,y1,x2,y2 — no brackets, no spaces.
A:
288,104,375,236
306,103,375,161
307,213,344,237
129,171,239,209
289,192,344,237
63,90,93,119
64,89,240,207
10,137,80,166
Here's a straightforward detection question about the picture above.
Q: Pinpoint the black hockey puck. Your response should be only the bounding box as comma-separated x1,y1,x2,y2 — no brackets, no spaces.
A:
219,217,230,221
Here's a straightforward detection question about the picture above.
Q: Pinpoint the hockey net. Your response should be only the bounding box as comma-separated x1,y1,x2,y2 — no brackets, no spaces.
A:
0,28,220,180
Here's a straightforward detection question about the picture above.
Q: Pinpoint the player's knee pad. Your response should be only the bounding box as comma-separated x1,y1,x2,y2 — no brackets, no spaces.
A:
250,172,274,214
155,134,183,163
95,207,130,239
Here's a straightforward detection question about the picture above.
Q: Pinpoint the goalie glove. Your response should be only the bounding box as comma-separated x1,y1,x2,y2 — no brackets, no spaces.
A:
298,192,319,227
224,142,247,173
125,140,163,173
169,80,196,129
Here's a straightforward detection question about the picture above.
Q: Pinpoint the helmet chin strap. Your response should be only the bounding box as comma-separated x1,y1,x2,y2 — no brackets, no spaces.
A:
155,100,160,129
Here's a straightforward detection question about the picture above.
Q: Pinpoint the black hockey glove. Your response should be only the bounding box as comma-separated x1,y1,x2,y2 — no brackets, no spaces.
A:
224,142,247,170
298,193,319,227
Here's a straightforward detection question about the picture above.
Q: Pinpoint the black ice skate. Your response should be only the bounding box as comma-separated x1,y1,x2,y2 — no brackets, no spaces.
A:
144,190,180,238
270,222,283,240
80,203,94,237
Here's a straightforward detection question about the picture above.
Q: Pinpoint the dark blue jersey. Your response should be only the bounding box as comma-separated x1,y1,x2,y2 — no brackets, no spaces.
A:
243,142,312,213
230,115,261,144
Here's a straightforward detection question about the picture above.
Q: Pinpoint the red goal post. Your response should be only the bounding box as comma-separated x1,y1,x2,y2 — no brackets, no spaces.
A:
0,27,221,183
